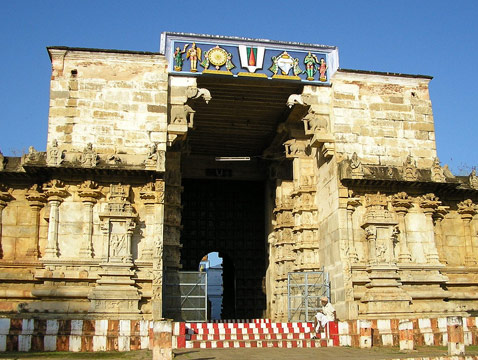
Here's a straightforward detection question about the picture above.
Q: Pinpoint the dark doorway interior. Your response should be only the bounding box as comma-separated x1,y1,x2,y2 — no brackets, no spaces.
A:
181,179,266,319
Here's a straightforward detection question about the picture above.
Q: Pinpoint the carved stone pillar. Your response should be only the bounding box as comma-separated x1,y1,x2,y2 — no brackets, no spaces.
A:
433,206,449,264
458,199,478,266
78,180,101,258
43,180,68,258
347,197,360,263
392,192,413,263
140,179,165,320
419,194,441,264
0,185,13,258
89,183,140,315
25,185,47,258
360,193,411,316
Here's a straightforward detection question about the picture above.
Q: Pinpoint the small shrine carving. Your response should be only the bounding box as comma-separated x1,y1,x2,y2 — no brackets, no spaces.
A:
402,155,418,181
430,157,445,182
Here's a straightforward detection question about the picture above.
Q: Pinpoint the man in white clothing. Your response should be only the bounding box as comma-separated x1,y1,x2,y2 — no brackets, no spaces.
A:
313,296,336,336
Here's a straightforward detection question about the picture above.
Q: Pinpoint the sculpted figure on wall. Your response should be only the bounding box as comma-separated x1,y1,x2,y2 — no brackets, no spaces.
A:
402,155,418,181
80,143,99,168
47,139,65,166
144,143,166,172
469,169,478,190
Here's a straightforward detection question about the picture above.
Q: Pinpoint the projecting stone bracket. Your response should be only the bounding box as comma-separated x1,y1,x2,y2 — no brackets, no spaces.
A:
167,84,212,147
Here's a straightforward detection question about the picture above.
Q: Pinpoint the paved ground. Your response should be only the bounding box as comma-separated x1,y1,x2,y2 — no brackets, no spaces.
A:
0,347,477,360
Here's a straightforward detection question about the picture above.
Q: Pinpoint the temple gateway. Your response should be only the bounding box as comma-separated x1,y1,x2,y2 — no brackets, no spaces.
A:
0,32,477,324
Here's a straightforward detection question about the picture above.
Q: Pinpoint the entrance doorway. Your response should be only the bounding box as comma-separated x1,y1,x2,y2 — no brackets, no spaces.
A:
181,179,266,319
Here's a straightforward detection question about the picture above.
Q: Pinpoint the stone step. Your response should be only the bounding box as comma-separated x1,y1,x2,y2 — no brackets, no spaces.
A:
188,332,320,341
185,338,334,349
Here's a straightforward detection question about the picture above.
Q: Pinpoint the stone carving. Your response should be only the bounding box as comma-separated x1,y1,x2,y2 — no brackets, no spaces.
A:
402,155,418,181
79,143,99,167
171,104,195,128
469,169,478,190
186,86,212,104
22,146,43,164
78,180,101,199
303,110,329,135
0,150,4,171
430,157,445,182
350,152,364,179
144,143,166,172
286,94,305,108
284,139,308,158
139,180,165,204
47,139,65,166
106,154,121,165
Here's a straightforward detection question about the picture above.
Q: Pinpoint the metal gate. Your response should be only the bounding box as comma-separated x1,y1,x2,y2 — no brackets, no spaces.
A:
287,270,330,322
163,271,208,321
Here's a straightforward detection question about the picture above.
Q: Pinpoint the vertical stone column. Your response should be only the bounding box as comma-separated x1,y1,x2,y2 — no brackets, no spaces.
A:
433,206,449,264
0,185,13,258
392,192,412,263
419,194,441,264
458,199,477,266
346,198,360,262
43,180,68,259
25,185,46,258
78,180,101,258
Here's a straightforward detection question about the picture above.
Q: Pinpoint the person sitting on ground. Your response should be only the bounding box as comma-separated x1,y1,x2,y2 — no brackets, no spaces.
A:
313,296,336,338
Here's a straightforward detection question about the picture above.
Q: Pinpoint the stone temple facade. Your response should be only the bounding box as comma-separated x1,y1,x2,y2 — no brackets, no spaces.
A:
0,32,477,324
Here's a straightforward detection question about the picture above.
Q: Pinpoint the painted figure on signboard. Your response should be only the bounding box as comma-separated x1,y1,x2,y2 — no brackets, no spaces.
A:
293,57,304,76
226,52,235,71
319,57,328,82
186,42,202,72
269,56,279,75
173,44,188,71
304,51,319,81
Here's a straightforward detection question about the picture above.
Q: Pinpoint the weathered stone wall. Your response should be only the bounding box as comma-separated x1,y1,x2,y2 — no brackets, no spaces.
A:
332,71,436,168
47,48,169,161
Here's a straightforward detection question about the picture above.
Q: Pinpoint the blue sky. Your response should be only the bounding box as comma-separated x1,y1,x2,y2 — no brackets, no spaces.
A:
0,0,476,173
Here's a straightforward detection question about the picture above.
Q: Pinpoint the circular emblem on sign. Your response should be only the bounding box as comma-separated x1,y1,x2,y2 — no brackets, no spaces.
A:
208,47,228,67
